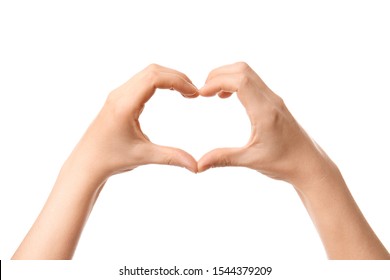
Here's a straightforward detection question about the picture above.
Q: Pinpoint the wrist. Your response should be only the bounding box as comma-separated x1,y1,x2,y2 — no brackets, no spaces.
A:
288,141,343,195
292,157,345,199
58,152,109,194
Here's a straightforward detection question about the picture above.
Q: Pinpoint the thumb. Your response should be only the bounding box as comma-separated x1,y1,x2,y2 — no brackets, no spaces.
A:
148,144,198,173
198,147,243,173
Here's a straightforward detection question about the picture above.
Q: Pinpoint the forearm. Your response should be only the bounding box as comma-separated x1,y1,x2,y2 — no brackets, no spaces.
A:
12,158,106,260
197,63,389,259
12,65,199,259
294,162,389,259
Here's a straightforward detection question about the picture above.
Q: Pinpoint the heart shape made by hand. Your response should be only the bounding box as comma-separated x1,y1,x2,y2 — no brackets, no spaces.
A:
100,62,308,184
140,92,250,162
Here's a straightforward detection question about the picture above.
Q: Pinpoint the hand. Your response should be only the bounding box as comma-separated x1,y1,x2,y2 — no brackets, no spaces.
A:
198,62,332,187
12,64,199,259
13,63,389,260
68,64,199,182
197,63,390,259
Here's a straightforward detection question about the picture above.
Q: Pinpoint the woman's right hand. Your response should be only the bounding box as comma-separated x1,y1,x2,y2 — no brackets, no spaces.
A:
65,64,199,188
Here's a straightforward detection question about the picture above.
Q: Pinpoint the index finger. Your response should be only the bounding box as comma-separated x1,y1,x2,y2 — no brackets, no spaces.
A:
152,72,199,97
143,64,195,85
205,62,252,83
199,73,265,107
133,71,199,107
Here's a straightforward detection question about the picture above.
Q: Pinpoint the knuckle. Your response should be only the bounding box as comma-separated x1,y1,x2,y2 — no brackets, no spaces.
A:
235,61,251,72
165,149,179,166
218,153,231,167
143,68,159,84
145,63,160,72
143,64,161,83
238,72,251,87
222,159,231,167
106,90,117,104
105,89,124,113
274,95,286,109
235,63,253,88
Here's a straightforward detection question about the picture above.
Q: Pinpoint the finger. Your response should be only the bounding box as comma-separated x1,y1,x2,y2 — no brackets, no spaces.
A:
144,64,194,85
197,147,244,173
205,62,251,83
154,72,199,98
199,73,240,97
148,144,198,173
136,72,199,105
179,90,199,99
199,73,266,113
218,91,234,99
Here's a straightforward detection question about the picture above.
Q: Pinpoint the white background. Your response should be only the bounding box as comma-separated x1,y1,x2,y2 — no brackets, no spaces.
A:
1,0,389,278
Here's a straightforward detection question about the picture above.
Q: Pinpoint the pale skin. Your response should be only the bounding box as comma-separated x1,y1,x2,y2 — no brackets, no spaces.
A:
12,63,389,260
